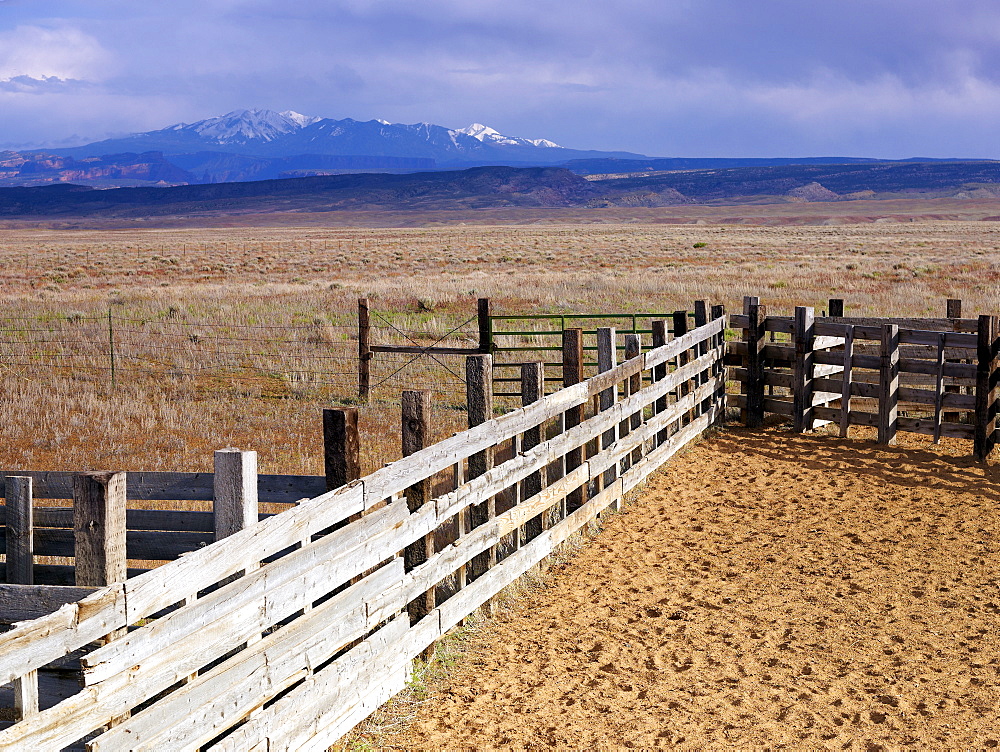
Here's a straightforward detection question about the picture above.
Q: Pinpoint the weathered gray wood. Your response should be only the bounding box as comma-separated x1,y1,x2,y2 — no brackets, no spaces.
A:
829,298,845,317
0,471,325,504
324,407,360,491
651,319,668,443
746,303,766,429
520,362,545,541
562,328,585,514
694,301,710,415
934,331,946,443
369,345,486,356
0,528,214,561
596,327,619,490
624,334,643,472
214,449,259,541
839,326,855,438
975,315,999,459
0,584,94,623
466,355,495,579
13,670,38,721
897,416,976,440
358,297,371,401
478,297,492,354
673,310,690,430
206,615,409,752
87,559,403,751
402,390,434,624
73,472,127,588
6,476,33,585
793,307,815,432
878,324,900,445
947,298,962,319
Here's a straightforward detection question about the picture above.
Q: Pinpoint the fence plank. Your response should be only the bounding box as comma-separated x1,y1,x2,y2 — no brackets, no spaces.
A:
878,324,900,445
0,584,94,624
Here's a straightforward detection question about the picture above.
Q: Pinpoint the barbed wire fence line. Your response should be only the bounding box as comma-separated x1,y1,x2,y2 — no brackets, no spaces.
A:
0,308,478,403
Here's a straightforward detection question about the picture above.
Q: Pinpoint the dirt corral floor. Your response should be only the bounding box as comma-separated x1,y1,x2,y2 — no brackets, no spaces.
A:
385,426,1000,750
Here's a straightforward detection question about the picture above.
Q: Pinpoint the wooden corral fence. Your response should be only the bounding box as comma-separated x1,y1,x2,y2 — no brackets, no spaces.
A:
0,310,726,750
729,297,999,458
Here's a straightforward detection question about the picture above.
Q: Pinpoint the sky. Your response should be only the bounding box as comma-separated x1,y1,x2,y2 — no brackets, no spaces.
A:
2,0,1000,158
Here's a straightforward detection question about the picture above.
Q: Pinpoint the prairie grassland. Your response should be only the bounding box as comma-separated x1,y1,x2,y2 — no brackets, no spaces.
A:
1,218,999,482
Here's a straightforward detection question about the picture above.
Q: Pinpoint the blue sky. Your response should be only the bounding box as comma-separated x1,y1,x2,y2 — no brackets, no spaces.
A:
2,0,1000,157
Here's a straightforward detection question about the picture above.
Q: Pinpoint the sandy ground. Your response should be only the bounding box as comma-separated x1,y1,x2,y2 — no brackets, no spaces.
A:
385,426,1000,750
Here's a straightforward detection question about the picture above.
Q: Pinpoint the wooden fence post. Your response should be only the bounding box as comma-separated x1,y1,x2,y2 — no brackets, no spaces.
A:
740,296,760,425
467,355,495,578
520,362,545,539
402,390,434,624
214,449,259,541
625,333,643,471
829,299,845,317
839,325,856,438
878,324,899,445
358,297,371,402
944,298,963,422
712,304,726,425
6,476,33,585
74,471,127,587
694,301,709,416
947,298,963,319
746,303,767,429
562,329,585,513
651,319,668,443
323,407,360,491
793,306,815,433
596,327,618,491
478,297,492,354
975,315,999,460
672,311,690,429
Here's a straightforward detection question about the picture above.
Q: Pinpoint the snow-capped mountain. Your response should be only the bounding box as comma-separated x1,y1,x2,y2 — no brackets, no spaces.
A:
170,109,322,145
49,109,646,167
452,123,560,149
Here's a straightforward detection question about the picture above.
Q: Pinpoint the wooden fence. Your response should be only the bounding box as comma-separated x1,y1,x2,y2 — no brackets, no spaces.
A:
729,299,999,458
0,310,726,750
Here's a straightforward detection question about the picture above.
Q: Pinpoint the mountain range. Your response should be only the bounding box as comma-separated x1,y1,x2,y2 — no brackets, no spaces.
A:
0,109,647,187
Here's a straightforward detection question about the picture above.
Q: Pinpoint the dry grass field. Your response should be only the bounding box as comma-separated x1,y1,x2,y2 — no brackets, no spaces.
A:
4,204,1000,747
2,210,1000,478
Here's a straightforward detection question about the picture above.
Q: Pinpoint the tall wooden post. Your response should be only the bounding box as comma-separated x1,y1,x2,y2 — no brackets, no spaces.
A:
672,311,690,429
746,303,767,429
521,362,545,539
562,329,585,513
402,390,434,624
829,299,845,317
74,472,127,587
793,306,816,433
596,327,618,490
878,324,899,445
711,304,727,425
323,407,360,490
477,298,492,354
740,296,760,424
975,315,999,460
358,298,371,402
214,449,258,540
693,301,709,416
467,355,494,578
947,299,963,319
651,319,669,444
625,334,643,471
6,476,33,585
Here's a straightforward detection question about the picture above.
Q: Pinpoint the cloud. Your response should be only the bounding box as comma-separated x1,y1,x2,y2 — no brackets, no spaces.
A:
5,1,1000,156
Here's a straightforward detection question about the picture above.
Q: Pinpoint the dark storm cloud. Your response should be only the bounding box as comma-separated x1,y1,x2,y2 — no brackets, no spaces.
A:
3,0,1000,156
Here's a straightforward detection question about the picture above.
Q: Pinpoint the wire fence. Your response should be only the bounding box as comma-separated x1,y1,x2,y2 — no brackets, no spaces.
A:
0,310,479,402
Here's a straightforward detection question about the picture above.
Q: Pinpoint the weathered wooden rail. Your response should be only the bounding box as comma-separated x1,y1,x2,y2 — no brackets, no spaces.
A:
0,310,725,750
729,297,999,458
